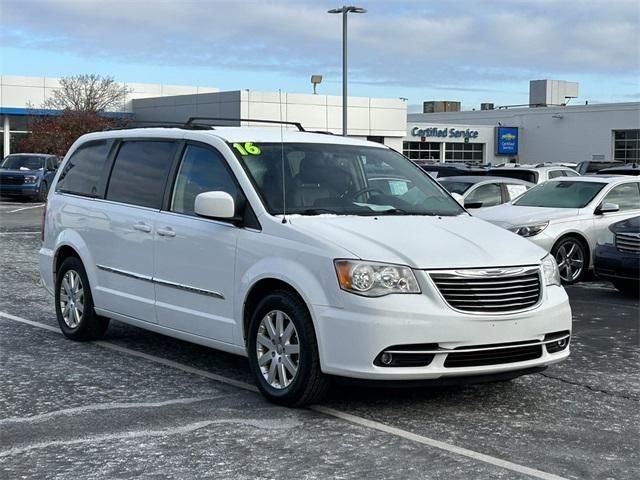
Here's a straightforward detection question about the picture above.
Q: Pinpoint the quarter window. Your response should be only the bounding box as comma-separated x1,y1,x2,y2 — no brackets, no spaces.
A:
56,141,111,197
171,145,239,216
602,183,640,211
106,141,177,209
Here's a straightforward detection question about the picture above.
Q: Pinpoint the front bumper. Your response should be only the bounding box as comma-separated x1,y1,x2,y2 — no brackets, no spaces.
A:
0,184,39,196
313,273,571,380
594,244,640,281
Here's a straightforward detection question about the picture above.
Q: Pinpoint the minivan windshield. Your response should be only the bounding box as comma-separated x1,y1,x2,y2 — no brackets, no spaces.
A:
233,143,464,216
1,155,45,171
513,180,605,208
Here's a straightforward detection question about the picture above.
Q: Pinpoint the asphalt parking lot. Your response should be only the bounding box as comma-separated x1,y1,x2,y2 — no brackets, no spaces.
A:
1,199,638,480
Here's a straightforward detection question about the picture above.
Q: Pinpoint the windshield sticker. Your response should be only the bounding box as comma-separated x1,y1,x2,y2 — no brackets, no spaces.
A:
233,142,261,156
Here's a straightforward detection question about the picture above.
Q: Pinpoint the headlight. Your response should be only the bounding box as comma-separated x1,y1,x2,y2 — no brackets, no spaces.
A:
334,260,421,297
597,228,614,246
510,222,549,237
24,175,37,184
541,254,561,286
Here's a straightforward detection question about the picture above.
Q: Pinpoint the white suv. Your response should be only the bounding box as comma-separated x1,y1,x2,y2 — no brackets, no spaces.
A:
39,125,572,406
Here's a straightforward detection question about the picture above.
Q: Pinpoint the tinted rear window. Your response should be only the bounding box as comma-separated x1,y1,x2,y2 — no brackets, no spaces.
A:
488,169,537,183
106,141,178,209
56,141,111,197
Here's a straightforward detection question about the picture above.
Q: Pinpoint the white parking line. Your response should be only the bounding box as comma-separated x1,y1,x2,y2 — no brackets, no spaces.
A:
5,204,44,213
0,231,40,235
0,310,568,480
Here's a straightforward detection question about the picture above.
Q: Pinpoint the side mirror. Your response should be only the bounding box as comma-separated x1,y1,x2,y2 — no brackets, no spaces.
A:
596,202,619,215
450,193,464,206
194,191,235,219
464,200,484,209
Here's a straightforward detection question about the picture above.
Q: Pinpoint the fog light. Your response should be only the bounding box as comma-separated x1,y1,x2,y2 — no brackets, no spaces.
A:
557,339,567,348
380,352,393,365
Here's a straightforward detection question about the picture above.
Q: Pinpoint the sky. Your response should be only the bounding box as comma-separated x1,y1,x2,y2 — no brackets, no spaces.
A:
1,0,639,112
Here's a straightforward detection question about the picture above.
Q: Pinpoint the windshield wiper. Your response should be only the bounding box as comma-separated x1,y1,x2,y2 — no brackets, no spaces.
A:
375,208,409,215
298,208,343,216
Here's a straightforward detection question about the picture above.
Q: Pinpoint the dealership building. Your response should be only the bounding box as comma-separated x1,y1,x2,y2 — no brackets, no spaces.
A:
1,75,638,166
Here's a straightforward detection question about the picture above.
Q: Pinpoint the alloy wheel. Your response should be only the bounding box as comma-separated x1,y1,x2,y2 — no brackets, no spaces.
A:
255,310,300,389
554,240,585,283
59,270,84,328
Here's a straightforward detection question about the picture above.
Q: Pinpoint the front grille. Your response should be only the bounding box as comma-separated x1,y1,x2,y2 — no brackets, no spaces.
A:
430,266,541,314
0,175,25,186
444,342,543,368
616,233,640,253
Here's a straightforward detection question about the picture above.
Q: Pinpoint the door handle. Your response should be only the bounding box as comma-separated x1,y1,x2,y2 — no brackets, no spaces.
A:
157,227,176,238
132,222,152,233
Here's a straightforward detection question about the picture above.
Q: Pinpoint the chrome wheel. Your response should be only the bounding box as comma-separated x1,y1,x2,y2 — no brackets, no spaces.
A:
554,239,585,283
59,270,84,328
256,310,300,389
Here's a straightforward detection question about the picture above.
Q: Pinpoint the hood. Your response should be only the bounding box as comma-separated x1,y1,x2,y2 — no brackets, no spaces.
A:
288,214,547,269
610,215,640,233
473,204,581,228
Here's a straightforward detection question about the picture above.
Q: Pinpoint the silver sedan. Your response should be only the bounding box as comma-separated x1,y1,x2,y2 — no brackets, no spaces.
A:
475,176,640,283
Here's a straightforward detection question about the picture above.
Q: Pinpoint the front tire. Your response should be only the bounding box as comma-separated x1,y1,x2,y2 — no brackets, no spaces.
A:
55,256,109,341
552,236,587,284
37,181,49,203
612,280,639,297
247,290,330,407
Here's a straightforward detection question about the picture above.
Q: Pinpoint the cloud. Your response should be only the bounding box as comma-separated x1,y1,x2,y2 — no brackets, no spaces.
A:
2,0,639,91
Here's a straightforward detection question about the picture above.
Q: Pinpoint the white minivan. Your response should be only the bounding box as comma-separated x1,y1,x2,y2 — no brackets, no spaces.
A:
40,125,572,406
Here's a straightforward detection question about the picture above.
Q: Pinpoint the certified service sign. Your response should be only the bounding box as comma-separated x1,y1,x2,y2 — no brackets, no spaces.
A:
495,127,519,155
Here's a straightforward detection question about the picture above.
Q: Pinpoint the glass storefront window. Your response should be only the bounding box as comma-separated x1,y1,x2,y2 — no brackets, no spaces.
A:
613,130,640,163
444,143,484,164
403,141,440,161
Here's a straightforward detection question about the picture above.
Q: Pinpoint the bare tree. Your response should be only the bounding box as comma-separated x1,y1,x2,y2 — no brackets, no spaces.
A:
45,74,132,113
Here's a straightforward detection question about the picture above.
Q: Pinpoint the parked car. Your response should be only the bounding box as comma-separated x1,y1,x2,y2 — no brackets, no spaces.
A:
488,165,579,184
596,163,640,176
576,160,623,175
439,176,533,209
414,162,489,179
594,216,639,296
0,153,60,201
476,177,640,284
40,126,572,406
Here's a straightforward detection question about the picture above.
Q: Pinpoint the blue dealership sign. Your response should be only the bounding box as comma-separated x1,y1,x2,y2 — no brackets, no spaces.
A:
495,127,519,155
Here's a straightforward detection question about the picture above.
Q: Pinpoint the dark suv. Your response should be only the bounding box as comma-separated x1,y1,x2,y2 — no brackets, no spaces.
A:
0,153,60,201
594,216,640,296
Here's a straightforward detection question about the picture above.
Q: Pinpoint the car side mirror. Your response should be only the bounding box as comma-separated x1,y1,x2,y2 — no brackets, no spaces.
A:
595,202,619,215
194,191,235,219
464,200,484,209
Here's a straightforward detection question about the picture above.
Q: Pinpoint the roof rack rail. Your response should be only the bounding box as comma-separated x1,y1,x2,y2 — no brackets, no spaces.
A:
185,117,305,131
307,130,335,135
104,121,211,131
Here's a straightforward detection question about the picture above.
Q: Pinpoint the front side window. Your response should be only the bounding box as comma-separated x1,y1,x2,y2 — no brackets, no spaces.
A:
234,143,463,216
56,141,110,197
171,145,240,216
106,141,177,209
514,181,605,208
466,183,502,207
601,183,640,211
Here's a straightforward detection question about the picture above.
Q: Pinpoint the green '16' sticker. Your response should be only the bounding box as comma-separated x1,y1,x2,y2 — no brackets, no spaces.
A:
233,142,261,155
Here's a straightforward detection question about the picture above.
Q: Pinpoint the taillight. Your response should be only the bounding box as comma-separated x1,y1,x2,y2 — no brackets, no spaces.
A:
40,203,47,242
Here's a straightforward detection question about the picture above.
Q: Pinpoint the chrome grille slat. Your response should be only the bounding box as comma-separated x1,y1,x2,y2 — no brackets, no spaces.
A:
430,266,542,314
616,233,640,253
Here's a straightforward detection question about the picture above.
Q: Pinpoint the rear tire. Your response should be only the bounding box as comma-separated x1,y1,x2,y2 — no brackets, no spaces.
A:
247,289,330,407
55,256,109,341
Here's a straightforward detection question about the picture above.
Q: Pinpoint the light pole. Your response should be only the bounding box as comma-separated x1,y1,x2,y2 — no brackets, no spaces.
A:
328,5,366,136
